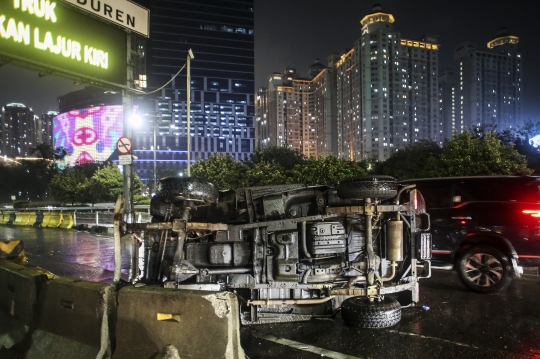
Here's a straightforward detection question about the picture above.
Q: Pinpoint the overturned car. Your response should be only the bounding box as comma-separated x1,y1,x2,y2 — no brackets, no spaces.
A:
120,176,432,328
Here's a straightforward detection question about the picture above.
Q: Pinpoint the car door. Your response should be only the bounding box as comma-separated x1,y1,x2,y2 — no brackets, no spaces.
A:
413,180,460,266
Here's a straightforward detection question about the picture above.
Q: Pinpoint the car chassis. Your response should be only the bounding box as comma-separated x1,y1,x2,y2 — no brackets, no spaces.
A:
116,176,432,327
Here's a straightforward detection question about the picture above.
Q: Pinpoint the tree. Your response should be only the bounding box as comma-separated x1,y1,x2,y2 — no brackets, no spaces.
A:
374,140,442,180
191,154,248,190
432,130,532,176
244,160,288,186
30,143,56,160
48,162,143,205
498,121,540,174
49,167,89,205
289,154,367,186
88,163,143,203
0,155,59,202
250,146,306,173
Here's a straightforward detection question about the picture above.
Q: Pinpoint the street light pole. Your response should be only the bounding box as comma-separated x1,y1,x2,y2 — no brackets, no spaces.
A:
153,121,157,192
187,49,194,177
122,31,134,223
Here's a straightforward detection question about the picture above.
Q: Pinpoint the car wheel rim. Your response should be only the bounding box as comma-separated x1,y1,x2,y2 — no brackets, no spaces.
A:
463,253,503,287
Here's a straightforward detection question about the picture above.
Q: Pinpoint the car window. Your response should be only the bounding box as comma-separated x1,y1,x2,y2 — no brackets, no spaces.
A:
414,183,453,208
457,179,540,203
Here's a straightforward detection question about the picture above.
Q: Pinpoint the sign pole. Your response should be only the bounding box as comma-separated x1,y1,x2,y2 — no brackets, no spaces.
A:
187,52,191,177
122,31,134,223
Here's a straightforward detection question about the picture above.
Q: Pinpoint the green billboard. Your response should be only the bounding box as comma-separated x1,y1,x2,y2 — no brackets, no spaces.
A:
0,0,127,86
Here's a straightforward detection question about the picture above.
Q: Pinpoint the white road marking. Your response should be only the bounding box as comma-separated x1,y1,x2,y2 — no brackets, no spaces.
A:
252,331,364,359
387,330,479,349
252,329,480,358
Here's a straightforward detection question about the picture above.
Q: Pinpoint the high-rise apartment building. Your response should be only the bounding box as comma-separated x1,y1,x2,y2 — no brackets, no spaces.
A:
1,103,36,158
255,87,268,149
139,0,255,180
265,60,338,157
37,111,57,146
438,69,456,138
336,5,441,161
450,29,521,135
260,5,441,161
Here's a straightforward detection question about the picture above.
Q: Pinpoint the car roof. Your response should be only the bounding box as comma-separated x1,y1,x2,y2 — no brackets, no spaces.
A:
398,176,540,183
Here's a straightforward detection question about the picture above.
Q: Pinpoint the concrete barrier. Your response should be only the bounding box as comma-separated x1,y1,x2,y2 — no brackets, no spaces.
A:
46,213,63,228
113,287,245,359
21,277,116,359
0,259,48,350
59,213,74,229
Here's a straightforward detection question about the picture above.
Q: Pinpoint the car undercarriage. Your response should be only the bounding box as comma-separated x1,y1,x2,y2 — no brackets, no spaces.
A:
118,176,432,328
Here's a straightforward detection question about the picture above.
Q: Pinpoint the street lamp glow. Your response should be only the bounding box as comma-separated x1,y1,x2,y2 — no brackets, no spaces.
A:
530,134,540,147
130,113,143,128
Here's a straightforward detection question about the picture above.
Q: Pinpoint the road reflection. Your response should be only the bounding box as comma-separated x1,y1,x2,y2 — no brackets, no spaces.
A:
0,226,132,283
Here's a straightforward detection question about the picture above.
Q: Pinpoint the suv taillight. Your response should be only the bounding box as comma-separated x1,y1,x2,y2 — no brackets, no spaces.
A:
522,210,540,218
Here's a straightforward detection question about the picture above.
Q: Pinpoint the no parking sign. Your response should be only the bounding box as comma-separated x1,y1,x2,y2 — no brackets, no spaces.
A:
116,137,133,154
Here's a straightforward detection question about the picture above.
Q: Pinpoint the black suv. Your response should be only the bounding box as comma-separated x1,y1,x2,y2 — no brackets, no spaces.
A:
401,176,540,293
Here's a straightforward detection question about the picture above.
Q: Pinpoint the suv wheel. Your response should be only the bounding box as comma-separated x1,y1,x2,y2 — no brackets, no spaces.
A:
457,246,512,293
341,296,401,328
337,176,398,200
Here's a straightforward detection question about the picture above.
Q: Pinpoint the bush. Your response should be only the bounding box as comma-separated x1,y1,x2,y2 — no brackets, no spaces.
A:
13,200,29,209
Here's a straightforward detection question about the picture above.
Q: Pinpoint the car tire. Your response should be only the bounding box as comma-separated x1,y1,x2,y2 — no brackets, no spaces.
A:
337,176,398,200
156,177,219,204
457,246,512,293
341,296,401,328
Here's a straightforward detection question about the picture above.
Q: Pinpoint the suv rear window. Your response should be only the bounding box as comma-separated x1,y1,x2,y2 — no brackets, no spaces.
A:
411,177,540,208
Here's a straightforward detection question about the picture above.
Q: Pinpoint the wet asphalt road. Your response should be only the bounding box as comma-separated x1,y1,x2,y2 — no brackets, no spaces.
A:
1,226,540,359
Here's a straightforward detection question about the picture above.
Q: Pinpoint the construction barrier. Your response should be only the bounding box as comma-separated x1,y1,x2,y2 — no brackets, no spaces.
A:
23,277,116,359
0,240,24,260
113,286,245,359
0,212,11,225
12,212,25,226
0,259,49,350
26,212,37,227
46,213,63,228
41,212,52,228
59,213,74,229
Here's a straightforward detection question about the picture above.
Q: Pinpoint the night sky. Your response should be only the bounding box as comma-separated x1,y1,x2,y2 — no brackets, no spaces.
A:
1,0,539,121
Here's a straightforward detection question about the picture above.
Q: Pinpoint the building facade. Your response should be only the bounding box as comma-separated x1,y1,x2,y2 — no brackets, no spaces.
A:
1,103,36,158
255,87,268,149
337,5,441,161
449,29,522,135
260,5,441,161
264,60,338,158
438,69,456,139
38,111,57,146
139,0,255,181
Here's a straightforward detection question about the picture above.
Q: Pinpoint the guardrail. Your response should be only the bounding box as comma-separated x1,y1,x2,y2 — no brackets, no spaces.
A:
0,206,151,228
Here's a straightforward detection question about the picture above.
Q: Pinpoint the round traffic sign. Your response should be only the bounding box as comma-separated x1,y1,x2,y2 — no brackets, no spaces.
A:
116,136,133,154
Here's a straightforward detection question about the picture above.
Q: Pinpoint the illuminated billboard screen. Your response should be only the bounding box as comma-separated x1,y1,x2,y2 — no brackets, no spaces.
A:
0,0,127,85
53,105,123,167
